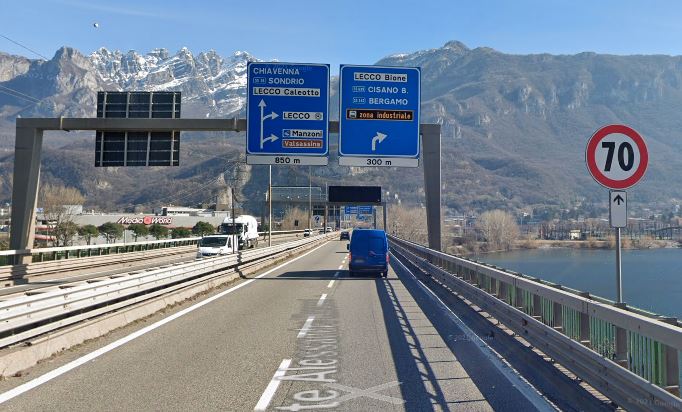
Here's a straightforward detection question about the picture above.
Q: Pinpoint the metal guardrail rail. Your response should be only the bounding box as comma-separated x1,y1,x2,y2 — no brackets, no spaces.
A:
0,230,310,266
389,235,682,412
0,234,332,348
0,237,201,266
0,245,198,286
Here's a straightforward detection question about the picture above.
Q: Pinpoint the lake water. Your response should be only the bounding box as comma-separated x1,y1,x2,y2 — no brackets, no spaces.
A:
477,248,682,319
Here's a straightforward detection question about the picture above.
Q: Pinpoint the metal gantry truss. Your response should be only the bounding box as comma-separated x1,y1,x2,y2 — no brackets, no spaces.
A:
10,117,441,263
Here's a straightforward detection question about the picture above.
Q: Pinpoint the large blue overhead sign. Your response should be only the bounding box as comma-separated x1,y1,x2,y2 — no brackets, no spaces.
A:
246,62,330,166
339,65,421,167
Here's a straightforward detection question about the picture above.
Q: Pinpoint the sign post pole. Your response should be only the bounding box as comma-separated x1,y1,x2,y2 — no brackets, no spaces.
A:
586,124,648,304
616,226,622,303
610,190,627,303
268,165,272,247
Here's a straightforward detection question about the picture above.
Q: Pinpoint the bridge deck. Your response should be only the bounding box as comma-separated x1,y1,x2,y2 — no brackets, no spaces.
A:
0,240,556,411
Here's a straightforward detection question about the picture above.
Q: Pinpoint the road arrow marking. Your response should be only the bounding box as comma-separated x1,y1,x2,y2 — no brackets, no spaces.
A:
259,99,279,149
371,132,388,151
613,194,624,205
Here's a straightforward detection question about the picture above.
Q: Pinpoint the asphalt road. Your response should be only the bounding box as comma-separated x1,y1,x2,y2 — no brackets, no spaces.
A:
0,239,555,411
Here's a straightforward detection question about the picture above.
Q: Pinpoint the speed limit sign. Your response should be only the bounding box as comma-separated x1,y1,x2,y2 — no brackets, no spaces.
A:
585,124,648,189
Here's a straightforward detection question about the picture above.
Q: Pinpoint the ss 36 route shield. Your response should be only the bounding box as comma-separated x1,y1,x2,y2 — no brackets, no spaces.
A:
246,62,330,165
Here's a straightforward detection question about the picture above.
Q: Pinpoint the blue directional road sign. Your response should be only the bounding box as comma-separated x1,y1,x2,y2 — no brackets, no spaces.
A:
339,65,420,167
357,205,373,214
246,62,330,166
344,206,358,215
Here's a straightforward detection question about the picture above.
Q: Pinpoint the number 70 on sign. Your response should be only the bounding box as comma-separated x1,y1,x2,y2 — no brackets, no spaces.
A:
585,124,648,190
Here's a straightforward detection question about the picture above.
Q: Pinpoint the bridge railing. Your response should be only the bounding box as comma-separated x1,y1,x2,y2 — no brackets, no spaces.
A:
389,235,682,412
0,237,201,266
0,230,313,266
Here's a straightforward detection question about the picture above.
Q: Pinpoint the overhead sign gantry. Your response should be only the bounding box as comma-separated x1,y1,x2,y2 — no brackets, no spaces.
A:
246,62,330,166
338,65,421,167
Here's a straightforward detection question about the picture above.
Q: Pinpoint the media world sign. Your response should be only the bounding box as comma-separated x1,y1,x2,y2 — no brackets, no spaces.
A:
116,216,173,225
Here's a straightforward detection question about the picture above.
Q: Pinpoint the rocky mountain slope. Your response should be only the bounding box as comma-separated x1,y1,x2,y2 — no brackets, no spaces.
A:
1,41,682,215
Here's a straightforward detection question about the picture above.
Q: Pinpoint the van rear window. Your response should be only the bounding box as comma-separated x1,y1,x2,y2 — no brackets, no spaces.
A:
369,237,386,252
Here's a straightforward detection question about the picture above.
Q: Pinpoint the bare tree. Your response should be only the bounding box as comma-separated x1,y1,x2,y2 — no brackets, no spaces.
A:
477,210,519,251
39,184,85,247
387,205,428,245
281,207,308,230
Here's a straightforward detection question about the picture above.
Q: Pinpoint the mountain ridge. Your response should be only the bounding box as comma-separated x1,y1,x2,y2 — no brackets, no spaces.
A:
1,41,682,216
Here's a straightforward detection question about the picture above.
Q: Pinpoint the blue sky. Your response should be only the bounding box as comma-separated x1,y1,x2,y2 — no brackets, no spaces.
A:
2,0,682,71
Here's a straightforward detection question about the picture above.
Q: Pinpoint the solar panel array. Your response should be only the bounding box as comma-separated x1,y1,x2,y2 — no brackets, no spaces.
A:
95,91,181,167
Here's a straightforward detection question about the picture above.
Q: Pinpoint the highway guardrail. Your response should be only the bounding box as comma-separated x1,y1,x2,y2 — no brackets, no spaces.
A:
0,233,333,349
0,230,314,267
389,235,682,412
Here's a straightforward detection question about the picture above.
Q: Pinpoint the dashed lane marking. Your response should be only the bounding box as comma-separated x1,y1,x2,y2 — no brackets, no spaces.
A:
327,280,335,288
317,294,327,306
254,359,292,411
297,316,315,338
0,242,331,406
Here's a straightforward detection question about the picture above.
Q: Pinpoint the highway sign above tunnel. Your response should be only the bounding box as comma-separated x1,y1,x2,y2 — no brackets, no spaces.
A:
339,65,420,167
246,62,330,166
586,124,648,190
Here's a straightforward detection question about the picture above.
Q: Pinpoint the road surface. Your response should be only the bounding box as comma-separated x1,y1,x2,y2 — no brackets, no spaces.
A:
0,239,554,411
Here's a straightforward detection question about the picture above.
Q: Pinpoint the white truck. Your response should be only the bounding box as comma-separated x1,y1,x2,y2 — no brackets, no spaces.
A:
196,235,234,258
219,215,259,250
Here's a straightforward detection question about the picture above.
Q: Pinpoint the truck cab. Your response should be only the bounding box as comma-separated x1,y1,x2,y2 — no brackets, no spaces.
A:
219,215,260,250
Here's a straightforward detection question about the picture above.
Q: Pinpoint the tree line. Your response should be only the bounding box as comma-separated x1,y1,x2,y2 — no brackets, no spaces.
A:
47,221,217,246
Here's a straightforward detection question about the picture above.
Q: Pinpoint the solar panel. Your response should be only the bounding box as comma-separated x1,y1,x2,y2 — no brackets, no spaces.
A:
95,91,181,167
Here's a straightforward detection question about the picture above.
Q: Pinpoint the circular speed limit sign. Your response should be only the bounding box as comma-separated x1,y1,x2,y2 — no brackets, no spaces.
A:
585,124,648,189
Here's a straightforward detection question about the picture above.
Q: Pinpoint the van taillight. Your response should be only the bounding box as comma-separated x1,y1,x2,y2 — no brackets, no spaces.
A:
349,253,352,261
386,254,389,263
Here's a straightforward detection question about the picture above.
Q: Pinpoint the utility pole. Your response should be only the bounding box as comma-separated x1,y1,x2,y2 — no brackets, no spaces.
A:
231,187,236,254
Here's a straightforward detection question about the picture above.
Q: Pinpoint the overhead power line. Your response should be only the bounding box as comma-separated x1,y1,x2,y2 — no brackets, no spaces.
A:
0,84,41,103
0,33,50,60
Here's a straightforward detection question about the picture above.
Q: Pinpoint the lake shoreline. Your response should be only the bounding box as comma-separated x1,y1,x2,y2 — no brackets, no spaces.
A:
452,238,680,256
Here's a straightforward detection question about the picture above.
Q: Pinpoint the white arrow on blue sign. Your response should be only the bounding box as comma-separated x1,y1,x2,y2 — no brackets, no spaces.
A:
338,65,421,168
246,62,330,166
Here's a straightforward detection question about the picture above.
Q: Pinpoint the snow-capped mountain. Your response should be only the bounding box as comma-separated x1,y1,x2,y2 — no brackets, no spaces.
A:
0,46,259,122
5,41,682,212
90,47,257,117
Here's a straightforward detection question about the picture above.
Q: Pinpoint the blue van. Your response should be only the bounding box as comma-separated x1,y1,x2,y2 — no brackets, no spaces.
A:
347,229,389,277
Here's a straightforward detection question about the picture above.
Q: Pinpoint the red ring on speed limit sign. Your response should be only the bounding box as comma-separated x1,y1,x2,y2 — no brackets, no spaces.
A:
585,124,648,189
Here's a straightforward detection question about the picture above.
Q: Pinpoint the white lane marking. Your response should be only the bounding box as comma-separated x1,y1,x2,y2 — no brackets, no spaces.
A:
254,359,292,411
297,315,315,338
327,280,335,288
334,271,340,277
317,294,327,306
0,241,331,406
337,264,343,270
389,253,557,412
